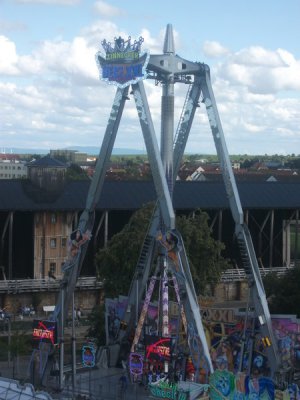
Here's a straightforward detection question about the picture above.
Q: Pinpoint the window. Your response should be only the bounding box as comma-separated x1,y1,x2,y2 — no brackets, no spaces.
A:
290,223,300,264
50,263,56,274
61,237,67,248
51,214,57,223
49,263,56,279
283,220,300,267
50,238,57,248
41,238,44,248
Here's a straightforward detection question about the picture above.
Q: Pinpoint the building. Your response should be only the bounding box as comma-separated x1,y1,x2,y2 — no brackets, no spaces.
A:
50,149,88,164
0,174,299,281
0,156,299,317
0,159,27,179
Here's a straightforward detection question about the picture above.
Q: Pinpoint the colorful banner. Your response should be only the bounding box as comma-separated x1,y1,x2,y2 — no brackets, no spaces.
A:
96,36,149,88
105,295,128,343
209,370,275,400
82,343,96,368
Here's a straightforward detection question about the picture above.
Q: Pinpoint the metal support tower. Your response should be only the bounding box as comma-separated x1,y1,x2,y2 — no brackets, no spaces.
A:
118,24,281,379
53,82,175,326
43,23,280,382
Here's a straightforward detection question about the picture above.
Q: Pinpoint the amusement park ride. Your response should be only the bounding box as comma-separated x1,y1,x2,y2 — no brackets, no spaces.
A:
31,24,285,388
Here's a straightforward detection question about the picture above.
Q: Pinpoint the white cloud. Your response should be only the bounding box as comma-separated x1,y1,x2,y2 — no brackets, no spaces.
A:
231,46,287,67
215,46,300,94
81,22,166,56
0,36,19,75
37,37,99,82
93,1,124,17
0,34,100,83
0,16,300,154
202,41,230,58
240,120,264,133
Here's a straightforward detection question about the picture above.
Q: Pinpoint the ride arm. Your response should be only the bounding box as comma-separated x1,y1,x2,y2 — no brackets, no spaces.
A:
53,86,130,324
168,229,214,374
118,79,202,343
200,65,281,377
131,81,175,230
173,76,203,179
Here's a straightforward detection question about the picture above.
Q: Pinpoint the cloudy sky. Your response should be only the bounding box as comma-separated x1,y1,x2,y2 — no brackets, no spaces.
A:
1,0,300,155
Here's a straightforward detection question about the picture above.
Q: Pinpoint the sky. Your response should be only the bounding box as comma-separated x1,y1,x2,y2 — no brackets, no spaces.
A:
1,0,300,155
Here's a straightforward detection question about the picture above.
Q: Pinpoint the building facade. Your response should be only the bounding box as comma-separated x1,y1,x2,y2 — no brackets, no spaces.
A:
33,211,74,279
0,155,299,281
0,160,27,179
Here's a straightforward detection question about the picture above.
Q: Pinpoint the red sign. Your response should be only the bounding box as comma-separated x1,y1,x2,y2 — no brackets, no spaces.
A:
145,336,171,361
32,320,57,347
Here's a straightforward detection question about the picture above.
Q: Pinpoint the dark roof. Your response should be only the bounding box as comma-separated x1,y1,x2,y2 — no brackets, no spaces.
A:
27,156,67,168
179,170,300,183
0,180,299,212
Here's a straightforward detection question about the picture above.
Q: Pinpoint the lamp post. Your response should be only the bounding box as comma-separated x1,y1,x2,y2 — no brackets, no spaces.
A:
59,285,65,391
8,318,11,368
72,292,76,396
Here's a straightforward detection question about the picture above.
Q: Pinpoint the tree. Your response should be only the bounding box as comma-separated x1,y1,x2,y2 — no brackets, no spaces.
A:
95,204,231,298
95,202,154,298
263,268,300,318
289,157,300,169
0,330,29,378
176,210,231,293
86,304,106,347
66,163,90,180
92,204,230,346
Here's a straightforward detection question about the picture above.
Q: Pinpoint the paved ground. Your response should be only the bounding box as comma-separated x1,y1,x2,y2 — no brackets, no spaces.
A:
53,367,153,400
1,317,299,399
0,357,153,400
0,319,154,399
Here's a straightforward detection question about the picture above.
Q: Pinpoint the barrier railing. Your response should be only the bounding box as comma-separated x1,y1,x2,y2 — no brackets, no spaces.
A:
220,266,293,282
0,276,103,294
0,266,292,293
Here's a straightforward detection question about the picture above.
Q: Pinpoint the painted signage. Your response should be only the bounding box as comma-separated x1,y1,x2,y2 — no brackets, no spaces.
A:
32,320,57,346
82,343,96,367
129,352,144,376
149,381,188,400
95,35,149,88
145,336,172,361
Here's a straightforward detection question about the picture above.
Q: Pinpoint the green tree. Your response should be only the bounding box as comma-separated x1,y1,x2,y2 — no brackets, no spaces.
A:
86,304,106,347
0,330,29,378
289,157,300,169
95,203,154,298
66,163,89,180
263,268,300,318
95,204,230,298
92,204,230,345
176,210,231,293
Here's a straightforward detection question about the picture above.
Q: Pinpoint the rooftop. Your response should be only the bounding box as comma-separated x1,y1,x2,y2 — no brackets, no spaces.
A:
0,179,299,211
